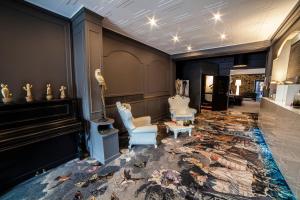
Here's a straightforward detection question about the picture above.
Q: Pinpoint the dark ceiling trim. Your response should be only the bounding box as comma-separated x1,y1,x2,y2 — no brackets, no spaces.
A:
171,40,271,61
270,1,300,43
8,0,71,22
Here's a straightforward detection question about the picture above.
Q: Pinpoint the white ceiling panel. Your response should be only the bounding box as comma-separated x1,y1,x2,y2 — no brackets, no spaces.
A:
26,0,298,55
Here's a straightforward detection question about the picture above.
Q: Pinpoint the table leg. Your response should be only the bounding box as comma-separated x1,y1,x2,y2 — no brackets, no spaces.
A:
188,129,192,136
174,131,178,139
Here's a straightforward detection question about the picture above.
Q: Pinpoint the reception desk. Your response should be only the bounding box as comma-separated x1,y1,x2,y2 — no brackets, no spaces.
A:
259,97,300,198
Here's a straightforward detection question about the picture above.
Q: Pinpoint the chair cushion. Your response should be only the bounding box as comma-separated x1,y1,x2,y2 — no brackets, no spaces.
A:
133,116,151,127
175,113,193,117
132,125,157,133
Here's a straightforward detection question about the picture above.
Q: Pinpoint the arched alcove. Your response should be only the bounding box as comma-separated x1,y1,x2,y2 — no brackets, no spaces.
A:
272,31,300,82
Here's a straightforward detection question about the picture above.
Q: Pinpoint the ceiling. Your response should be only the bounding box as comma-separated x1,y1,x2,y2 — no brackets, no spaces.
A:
26,0,298,55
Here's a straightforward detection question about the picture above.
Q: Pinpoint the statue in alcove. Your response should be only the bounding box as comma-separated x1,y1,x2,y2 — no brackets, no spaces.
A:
175,79,181,95
95,67,107,121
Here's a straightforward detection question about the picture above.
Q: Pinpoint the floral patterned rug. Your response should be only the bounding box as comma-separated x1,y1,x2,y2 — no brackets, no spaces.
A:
0,110,295,200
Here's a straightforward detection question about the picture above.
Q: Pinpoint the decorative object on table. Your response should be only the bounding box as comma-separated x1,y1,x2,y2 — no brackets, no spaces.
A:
116,101,157,149
183,120,193,126
168,95,197,122
164,121,194,139
175,79,181,95
292,90,300,108
235,79,241,95
176,120,183,126
95,66,107,121
1,83,13,104
22,83,33,102
46,84,53,101
284,80,294,84
59,85,67,99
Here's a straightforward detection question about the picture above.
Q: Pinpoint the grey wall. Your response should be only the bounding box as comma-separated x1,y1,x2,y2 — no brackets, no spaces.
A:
176,60,219,111
102,29,174,131
201,51,267,76
72,8,104,121
0,1,175,142
0,1,73,101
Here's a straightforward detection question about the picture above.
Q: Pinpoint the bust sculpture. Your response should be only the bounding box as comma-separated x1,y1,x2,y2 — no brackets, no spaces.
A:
95,67,107,120
23,83,33,102
46,84,53,101
1,84,12,104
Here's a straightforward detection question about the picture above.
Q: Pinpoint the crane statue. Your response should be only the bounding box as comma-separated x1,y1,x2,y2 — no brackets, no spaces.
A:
95,66,107,121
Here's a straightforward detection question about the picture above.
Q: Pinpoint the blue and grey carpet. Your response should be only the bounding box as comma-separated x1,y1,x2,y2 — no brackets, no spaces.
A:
0,110,295,200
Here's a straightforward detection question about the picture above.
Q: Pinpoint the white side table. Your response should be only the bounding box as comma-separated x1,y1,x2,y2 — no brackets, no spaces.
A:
164,122,194,139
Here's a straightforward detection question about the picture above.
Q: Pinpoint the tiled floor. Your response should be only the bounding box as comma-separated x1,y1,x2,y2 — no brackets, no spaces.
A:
229,100,260,113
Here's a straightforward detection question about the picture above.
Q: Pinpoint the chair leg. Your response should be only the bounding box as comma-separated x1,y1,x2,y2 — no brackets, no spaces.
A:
174,131,178,139
154,144,157,148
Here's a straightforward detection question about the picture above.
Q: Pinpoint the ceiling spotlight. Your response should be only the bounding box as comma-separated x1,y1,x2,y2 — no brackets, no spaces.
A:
213,12,221,22
220,33,226,40
147,16,158,27
187,45,192,51
172,35,179,42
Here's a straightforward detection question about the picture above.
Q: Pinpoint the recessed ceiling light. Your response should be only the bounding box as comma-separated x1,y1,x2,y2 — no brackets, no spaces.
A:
147,16,158,27
213,12,221,22
187,45,192,51
172,35,179,42
220,33,226,40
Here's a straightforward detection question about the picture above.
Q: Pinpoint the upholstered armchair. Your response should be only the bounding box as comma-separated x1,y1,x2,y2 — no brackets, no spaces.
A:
116,102,157,149
168,95,197,122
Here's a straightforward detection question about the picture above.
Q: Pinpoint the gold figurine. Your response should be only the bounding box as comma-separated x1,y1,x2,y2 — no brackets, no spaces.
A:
1,83,13,104
23,83,33,102
59,86,67,99
46,84,53,101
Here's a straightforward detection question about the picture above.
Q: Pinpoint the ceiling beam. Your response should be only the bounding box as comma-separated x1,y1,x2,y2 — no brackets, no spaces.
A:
171,40,271,61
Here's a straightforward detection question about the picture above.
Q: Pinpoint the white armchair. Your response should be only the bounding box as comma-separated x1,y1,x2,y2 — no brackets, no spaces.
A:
168,95,197,122
116,102,157,149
